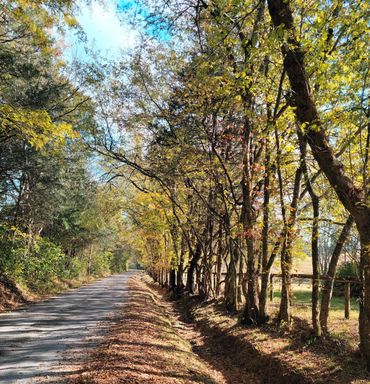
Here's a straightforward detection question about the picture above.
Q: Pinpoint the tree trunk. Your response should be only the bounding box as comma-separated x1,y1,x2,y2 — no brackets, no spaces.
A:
215,224,223,297
299,133,321,337
279,238,291,324
267,0,370,367
225,239,238,312
186,241,202,294
176,235,186,296
259,142,271,321
260,235,282,320
311,194,321,337
278,165,303,324
200,216,214,300
242,234,260,324
241,137,260,324
169,268,176,293
238,244,245,308
320,215,353,334
359,224,370,369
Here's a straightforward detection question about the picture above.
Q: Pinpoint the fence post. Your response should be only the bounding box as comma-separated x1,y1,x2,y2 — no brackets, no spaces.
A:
269,275,274,302
344,281,350,319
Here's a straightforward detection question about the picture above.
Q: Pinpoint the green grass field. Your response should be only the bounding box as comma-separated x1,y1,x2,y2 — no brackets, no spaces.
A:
269,283,359,341
271,283,359,313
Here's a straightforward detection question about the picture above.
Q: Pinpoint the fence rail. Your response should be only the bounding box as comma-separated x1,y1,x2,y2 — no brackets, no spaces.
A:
176,270,359,318
212,272,360,319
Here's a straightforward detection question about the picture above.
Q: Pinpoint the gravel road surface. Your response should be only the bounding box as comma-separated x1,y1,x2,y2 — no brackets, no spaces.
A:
0,272,135,383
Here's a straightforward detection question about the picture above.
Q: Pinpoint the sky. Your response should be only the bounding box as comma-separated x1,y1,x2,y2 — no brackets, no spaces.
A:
61,0,172,181
64,0,139,62
63,0,170,62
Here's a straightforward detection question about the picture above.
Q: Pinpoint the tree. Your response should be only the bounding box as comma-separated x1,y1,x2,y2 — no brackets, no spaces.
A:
267,0,370,366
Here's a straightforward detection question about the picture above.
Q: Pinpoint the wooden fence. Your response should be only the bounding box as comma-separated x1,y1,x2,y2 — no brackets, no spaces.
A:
269,273,359,319
179,271,360,318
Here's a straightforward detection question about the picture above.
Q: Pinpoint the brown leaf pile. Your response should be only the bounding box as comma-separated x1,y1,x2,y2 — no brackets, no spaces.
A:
73,275,225,384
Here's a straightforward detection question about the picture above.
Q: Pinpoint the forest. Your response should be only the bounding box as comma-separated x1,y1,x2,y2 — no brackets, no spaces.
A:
0,0,369,380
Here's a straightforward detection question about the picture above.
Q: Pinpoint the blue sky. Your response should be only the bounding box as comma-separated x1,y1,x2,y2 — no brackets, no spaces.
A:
64,0,138,62
117,0,172,41
63,0,170,62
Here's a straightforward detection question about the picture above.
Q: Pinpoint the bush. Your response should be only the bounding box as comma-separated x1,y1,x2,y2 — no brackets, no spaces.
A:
0,225,122,293
23,237,66,291
0,226,69,292
336,261,359,279
90,251,113,277
67,256,88,280
333,261,361,297
0,226,29,283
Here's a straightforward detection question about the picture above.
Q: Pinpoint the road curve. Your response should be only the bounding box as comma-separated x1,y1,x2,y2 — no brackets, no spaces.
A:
0,271,136,383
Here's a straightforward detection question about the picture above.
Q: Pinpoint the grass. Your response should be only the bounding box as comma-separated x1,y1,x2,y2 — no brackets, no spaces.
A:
271,282,359,313
268,282,360,349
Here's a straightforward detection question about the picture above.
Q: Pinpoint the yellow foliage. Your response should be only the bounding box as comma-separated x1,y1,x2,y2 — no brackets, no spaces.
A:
0,105,76,149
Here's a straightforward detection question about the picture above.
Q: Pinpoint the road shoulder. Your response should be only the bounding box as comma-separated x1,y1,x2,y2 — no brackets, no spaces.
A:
72,274,226,384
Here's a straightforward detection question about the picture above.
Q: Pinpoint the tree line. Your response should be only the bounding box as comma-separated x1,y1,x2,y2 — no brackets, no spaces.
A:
0,1,129,292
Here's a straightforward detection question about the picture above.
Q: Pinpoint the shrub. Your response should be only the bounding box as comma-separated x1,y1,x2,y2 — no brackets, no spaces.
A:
90,250,113,277
336,261,359,279
23,237,66,292
0,226,28,283
333,261,361,297
0,226,69,292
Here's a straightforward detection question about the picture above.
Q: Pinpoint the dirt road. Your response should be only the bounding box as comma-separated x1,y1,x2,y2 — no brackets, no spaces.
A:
0,272,135,383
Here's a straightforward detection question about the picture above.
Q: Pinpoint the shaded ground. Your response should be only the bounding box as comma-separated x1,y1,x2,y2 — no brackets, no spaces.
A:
270,283,360,351
0,272,134,383
148,284,262,384
0,275,29,312
73,275,232,384
180,296,370,384
74,275,369,384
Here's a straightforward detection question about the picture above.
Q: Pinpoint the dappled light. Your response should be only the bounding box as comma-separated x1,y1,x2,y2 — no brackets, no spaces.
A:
0,273,132,382
73,276,223,384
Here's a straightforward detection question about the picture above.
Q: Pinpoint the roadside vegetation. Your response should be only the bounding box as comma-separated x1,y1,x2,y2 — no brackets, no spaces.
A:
0,1,130,302
96,0,369,375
